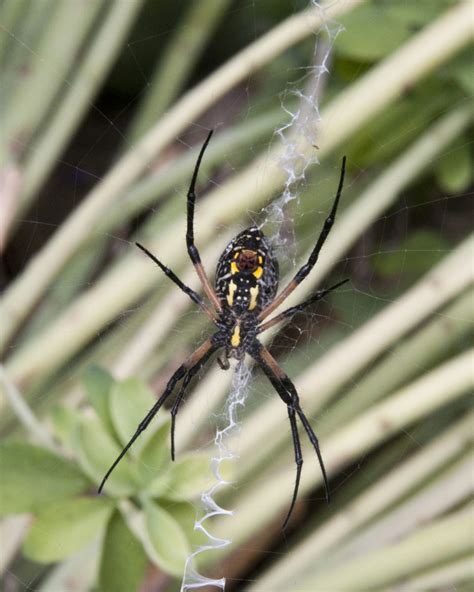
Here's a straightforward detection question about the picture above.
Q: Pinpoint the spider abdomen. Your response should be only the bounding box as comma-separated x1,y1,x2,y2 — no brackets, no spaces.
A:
215,227,279,314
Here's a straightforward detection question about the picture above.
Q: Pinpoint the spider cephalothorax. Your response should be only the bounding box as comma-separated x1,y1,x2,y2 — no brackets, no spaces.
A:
99,130,348,528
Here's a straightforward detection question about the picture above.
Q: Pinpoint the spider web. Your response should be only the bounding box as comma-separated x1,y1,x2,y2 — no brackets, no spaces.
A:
179,5,342,590
1,1,471,591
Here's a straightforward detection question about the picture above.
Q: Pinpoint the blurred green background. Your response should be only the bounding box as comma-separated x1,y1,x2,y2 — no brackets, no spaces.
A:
0,1,472,590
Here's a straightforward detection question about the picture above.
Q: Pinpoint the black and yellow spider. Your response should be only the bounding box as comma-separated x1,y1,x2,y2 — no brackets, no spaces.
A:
99,130,347,527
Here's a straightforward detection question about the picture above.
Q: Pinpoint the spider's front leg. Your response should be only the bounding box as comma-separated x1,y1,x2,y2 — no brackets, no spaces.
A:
258,156,346,322
250,341,329,528
186,129,223,313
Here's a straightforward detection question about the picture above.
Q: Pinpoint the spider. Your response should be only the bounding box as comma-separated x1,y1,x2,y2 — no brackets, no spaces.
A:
99,130,347,528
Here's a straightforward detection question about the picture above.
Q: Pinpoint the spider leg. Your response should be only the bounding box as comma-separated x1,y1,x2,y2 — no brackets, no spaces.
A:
169,343,216,460
251,344,329,527
136,242,217,322
186,130,223,313
259,157,346,321
285,406,303,529
258,279,349,333
98,338,218,493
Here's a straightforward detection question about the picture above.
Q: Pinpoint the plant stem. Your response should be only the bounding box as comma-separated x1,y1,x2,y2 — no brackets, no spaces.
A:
335,455,473,561
0,0,363,350
210,348,473,550
0,515,31,576
103,108,286,234
0,0,104,165
300,508,473,591
0,364,57,451
322,288,474,435
128,0,231,142
0,0,57,107
249,413,474,591
0,0,27,61
18,0,145,216
395,557,474,591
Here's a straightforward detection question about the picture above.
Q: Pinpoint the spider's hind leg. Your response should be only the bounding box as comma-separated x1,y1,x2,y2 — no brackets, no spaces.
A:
252,344,330,527
284,406,303,529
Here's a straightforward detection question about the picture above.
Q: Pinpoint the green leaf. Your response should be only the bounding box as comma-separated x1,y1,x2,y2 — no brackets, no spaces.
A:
435,137,472,194
160,453,216,501
138,418,171,487
109,378,156,449
384,0,455,26
74,417,139,496
23,497,113,563
50,405,81,450
99,510,147,592
83,365,115,434
144,500,189,576
0,442,90,516
337,4,411,61
167,502,206,547
345,79,450,166
449,48,474,94
373,230,450,278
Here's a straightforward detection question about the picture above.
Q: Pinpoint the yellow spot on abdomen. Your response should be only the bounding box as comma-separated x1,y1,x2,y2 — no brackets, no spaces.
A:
253,266,263,279
231,262,239,274
231,322,241,347
248,286,259,310
227,281,237,306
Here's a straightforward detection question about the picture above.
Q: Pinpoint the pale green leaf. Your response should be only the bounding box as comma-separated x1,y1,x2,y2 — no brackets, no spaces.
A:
138,418,171,486
167,502,206,547
74,417,139,497
83,365,116,435
0,442,90,516
144,500,189,576
23,497,113,563
99,510,147,592
50,405,81,450
109,378,156,449
160,453,215,501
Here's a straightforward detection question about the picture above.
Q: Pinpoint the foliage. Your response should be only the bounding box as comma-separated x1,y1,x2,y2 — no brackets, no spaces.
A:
0,0,472,590
0,368,213,586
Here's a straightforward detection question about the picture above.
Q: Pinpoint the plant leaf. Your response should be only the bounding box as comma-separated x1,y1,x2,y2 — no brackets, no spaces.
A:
435,137,472,194
160,453,215,501
99,510,147,592
82,365,115,435
50,405,81,450
138,418,171,486
0,442,90,516
338,4,411,61
384,0,455,26
109,378,156,449
144,500,189,576
372,230,450,278
449,47,474,94
167,502,207,547
23,497,113,563
74,417,139,497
